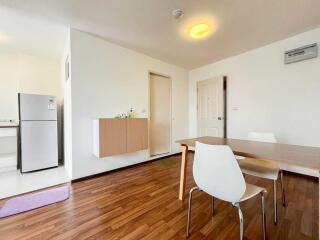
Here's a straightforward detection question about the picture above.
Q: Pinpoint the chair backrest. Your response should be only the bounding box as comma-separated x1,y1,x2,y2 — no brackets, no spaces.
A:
248,132,277,143
193,142,246,203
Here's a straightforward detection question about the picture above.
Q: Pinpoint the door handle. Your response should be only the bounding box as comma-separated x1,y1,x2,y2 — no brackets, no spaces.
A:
218,117,222,120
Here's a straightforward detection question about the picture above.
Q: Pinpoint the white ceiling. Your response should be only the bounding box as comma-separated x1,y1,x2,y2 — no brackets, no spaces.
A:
1,0,320,68
0,6,67,59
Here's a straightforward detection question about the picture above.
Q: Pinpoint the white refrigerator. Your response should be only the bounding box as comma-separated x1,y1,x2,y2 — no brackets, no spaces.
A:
19,93,58,173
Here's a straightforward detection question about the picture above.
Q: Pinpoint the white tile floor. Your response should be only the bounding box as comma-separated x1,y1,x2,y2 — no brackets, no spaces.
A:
0,166,70,200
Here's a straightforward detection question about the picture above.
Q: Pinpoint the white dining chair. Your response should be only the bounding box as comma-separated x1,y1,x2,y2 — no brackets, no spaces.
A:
237,132,286,224
187,142,267,240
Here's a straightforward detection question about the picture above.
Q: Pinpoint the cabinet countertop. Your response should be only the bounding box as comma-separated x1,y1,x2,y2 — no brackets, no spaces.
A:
0,124,19,128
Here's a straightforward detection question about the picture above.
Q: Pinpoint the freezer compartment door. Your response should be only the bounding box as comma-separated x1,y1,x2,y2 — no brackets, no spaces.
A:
19,93,57,121
21,121,58,172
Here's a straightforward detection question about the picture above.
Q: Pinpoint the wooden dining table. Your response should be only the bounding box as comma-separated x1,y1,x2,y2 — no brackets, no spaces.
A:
176,136,320,202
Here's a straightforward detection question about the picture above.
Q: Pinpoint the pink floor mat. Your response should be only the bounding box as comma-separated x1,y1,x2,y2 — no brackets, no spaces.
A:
0,185,70,218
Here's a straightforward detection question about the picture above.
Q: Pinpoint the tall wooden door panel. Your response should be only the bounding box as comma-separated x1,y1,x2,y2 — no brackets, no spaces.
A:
150,74,171,156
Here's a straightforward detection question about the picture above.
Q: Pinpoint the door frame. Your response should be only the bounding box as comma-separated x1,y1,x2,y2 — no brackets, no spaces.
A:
196,75,227,138
148,71,172,157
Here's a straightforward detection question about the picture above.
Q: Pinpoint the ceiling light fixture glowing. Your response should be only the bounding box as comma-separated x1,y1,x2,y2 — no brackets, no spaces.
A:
189,23,210,39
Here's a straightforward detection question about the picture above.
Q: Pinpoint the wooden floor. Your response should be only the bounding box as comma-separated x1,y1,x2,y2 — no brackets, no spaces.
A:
0,153,318,240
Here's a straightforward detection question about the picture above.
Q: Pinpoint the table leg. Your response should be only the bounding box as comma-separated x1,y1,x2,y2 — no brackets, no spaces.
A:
179,145,188,200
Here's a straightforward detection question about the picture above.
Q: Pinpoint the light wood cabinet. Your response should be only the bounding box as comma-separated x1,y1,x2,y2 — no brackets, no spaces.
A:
93,118,148,158
99,119,127,157
127,118,148,153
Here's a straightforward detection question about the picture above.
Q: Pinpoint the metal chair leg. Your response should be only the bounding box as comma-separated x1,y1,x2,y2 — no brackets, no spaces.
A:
211,196,215,217
273,180,277,224
280,170,286,207
235,203,244,240
186,187,199,238
261,192,267,240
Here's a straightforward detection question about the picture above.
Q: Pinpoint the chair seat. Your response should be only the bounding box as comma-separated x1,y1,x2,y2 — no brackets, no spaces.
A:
239,183,266,202
238,158,280,180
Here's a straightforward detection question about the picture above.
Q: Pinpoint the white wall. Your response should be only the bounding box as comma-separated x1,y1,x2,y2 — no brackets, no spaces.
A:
0,47,62,122
189,28,320,147
0,48,19,121
69,29,189,180
61,30,72,178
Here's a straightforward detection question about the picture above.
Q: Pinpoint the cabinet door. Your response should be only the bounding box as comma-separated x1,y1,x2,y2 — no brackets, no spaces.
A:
127,119,148,153
99,119,126,157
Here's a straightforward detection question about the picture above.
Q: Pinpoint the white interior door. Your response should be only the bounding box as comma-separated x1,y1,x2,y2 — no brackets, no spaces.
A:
197,77,224,137
149,73,171,156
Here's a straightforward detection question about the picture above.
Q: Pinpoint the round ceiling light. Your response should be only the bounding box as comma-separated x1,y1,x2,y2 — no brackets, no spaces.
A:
189,23,210,39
